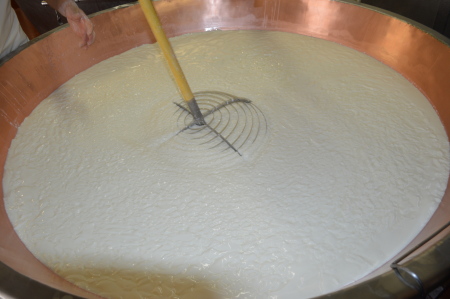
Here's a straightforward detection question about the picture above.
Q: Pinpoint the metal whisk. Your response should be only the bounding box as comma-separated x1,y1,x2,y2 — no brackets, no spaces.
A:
174,91,267,156
139,0,265,155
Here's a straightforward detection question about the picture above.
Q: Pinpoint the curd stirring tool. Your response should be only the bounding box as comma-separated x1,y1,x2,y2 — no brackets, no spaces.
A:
138,0,266,156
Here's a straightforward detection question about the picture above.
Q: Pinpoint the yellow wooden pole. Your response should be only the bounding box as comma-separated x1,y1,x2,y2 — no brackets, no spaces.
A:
138,0,205,125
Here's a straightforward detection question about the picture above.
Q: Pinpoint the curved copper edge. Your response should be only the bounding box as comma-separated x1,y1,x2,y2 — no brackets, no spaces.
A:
0,5,152,298
314,232,450,298
0,0,449,297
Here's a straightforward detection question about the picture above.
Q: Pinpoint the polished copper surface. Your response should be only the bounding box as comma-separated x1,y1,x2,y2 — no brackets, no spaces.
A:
1,0,449,297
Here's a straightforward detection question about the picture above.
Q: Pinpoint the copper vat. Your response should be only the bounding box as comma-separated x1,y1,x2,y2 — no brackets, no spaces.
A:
0,0,449,298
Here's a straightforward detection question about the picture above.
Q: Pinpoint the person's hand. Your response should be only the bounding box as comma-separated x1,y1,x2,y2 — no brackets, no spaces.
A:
47,0,95,49
61,1,95,49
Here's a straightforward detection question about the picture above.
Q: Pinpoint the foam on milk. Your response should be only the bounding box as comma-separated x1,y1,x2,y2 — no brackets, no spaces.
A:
3,30,450,298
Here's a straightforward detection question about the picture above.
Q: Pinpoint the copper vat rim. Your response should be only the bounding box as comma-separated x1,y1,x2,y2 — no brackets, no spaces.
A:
0,0,449,298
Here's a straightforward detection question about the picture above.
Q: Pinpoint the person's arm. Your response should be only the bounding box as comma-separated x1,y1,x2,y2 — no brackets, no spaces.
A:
46,0,95,49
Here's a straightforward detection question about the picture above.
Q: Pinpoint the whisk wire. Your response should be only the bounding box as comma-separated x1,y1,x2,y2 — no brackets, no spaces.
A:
174,91,267,155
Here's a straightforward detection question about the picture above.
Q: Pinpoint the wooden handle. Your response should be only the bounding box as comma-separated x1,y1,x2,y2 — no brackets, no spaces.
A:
138,0,194,103
139,0,204,124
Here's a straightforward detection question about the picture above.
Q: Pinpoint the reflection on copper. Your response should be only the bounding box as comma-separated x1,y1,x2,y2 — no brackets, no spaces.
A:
0,0,449,297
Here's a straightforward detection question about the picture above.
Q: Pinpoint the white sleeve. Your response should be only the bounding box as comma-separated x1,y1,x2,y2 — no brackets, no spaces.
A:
0,0,29,59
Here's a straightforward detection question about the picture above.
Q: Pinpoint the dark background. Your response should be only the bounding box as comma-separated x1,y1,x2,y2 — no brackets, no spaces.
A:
361,0,450,38
12,0,450,39
13,0,135,36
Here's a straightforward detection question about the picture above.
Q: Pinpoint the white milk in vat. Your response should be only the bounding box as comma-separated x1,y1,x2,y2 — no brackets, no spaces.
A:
3,30,450,298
